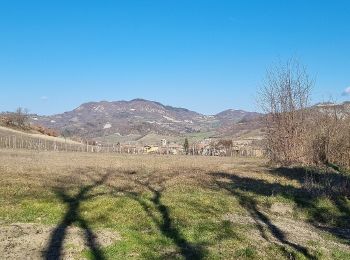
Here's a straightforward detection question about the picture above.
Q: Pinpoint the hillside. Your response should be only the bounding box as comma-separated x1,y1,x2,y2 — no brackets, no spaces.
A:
0,125,81,145
30,99,262,140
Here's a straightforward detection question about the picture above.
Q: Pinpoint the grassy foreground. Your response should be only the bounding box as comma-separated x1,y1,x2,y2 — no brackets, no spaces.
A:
0,150,349,259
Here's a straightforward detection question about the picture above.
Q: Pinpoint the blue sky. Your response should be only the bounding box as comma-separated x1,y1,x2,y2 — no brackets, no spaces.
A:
0,0,349,115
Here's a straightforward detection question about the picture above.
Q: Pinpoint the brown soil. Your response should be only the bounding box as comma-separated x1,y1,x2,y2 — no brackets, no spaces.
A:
0,223,120,260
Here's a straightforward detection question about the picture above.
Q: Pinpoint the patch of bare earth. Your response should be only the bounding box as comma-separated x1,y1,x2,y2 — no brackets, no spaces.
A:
0,223,120,260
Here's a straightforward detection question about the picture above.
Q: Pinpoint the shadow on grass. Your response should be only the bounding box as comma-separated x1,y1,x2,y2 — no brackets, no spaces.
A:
134,179,205,260
44,172,111,260
47,168,206,260
213,172,316,259
270,167,350,239
211,169,350,257
106,172,206,260
270,167,350,198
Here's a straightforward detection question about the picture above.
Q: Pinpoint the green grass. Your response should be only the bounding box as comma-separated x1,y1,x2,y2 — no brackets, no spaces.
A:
332,249,350,260
184,131,217,142
0,150,349,259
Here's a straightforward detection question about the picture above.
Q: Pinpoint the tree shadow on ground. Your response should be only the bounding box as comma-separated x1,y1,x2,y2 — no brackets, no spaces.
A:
44,172,111,260
135,180,205,260
269,167,350,240
107,172,206,260
211,170,350,243
212,172,316,259
47,168,206,260
269,167,350,198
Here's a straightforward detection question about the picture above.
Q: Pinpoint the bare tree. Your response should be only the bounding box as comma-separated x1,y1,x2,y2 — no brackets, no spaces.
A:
5,107,30,129
259,59,350,170
259,59,313,165
310,103,350,168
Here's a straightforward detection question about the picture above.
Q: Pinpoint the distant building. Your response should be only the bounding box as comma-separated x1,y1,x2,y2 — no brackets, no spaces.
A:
144,145,159,154
168,143,183,155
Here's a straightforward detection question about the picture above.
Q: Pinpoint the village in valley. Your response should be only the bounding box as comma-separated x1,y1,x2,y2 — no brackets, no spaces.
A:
113,137,264,157
0,119,265,157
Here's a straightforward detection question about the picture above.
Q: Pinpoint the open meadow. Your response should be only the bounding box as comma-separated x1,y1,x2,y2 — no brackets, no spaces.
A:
0,150,349,260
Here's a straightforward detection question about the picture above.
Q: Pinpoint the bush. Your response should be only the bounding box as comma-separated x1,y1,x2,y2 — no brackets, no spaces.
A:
259,59,350,170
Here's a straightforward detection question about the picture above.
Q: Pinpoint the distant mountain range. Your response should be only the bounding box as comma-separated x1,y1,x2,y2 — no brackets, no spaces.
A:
30,99,262,138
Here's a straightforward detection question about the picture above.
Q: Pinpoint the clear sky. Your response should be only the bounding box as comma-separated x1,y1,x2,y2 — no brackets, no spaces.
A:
0,0,349,115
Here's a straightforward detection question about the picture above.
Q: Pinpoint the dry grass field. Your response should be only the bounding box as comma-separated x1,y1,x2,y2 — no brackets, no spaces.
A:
0,149,349,259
